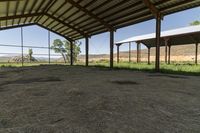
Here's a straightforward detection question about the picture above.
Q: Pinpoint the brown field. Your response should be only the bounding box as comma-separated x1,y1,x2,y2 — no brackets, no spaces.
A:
0,65,199,132
78,44,200,62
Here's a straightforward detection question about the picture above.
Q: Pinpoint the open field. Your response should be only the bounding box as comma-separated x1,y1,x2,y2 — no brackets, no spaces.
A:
0,62,67,67
89,62,200,76
1,61,200,75
78,44,200,62
0,65,200,132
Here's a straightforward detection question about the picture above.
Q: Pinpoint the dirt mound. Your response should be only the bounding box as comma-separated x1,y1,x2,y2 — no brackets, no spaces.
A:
9,55,38,63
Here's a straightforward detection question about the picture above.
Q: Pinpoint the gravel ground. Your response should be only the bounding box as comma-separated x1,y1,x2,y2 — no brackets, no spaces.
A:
0,65,199,133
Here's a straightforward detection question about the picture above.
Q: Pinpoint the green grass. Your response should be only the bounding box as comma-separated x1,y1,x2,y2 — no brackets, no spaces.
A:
1,61,200,76
0,62,67,67
88,61,200,76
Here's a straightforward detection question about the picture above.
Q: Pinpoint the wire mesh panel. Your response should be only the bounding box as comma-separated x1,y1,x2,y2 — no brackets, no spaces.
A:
0,43,68,67
50,48,66,65
0,45,22,66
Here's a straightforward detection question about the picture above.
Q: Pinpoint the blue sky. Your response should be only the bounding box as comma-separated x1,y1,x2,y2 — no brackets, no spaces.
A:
0,7,199,57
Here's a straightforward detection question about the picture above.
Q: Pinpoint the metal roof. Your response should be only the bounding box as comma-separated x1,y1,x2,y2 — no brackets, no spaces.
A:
116,25,200,47
0,0,200,41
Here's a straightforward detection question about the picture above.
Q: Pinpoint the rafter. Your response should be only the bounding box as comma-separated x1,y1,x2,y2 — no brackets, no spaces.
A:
55,3,73,20
18,0,28,24
63,0,97,22
0,23,35,31
0,0,20,2
24,0,38,23
12,0,20,25
0,13,42,23
44,13,88,37
51,0,83,30
36,23,73,42
52,0,93,33
71,0,168,36
0,0,199,41
160,0,199,15
60,27,73,35
66,0,132,33
0,22,73,42
66,0,113,31
142,0,162,19
74,0,141,32
56,0,121,35
50,2,76,30
35,0,57,23
29,0,43,22
50,22,61,30
45,1,68,27
6,0,10,26
0,12,69,33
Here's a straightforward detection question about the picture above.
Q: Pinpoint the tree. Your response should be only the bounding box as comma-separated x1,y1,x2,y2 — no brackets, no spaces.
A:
51,39,81,63
190,20,200,26
28,48,33,62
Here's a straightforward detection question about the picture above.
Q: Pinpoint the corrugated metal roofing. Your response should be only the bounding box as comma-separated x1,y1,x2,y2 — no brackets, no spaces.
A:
116,25,200,47
0,0,200,41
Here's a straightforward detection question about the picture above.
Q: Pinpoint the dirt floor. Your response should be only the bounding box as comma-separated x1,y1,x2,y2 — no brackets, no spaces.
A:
0,65,200,133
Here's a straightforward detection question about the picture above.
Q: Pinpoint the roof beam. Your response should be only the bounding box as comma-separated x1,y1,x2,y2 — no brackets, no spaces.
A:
0,23,36,31
68,0,130,28
68,0,168,35
142,0,163,19
0,0,21,2
26,0,38,23
0,13,42,21
18,0,28,24
35,0,57,23
189,35,199,43
44,13,88,38
29,0,43,22
63,0,97,22
160,0,200,15
36,23,73,42
45,1,68,27
12,0,20,25
65,0,139,35
52,0,95,32
66,0,114,31
6,0,9,26
55,3,74,20
0,21,72,42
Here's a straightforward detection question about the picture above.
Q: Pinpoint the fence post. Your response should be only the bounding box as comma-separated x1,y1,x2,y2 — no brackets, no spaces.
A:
21,27,24,67
129,42,131,63
48,31,51,64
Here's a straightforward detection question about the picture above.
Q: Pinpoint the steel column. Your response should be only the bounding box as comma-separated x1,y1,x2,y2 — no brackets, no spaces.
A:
155,14,161,72
117,44,120,63
137,42,141,63
148,47,151,65
129,42,131,63
85,37,89,66
21,27,24,67
70,41,74,66
164,38,169,64
48,31,50,64
168,45,171,65
110,30,114,68
195,43,198,65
